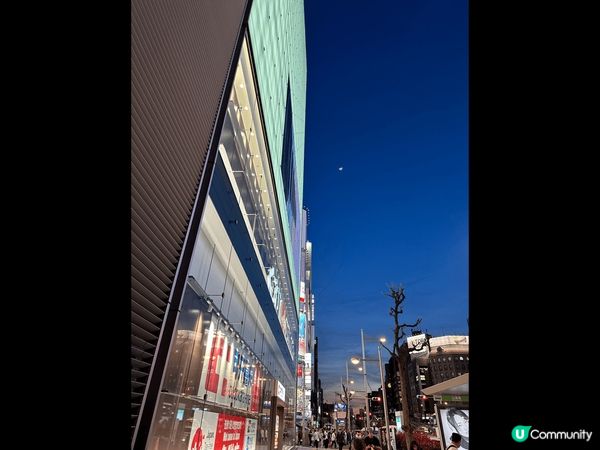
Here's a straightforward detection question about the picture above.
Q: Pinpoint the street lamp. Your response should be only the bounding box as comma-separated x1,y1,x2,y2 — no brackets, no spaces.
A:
350,330,393,450
349,330,371,431
377,343,393,450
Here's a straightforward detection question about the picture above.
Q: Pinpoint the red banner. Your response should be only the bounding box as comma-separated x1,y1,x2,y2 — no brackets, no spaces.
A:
250,366,261,413
214,414,246,450
206,336,224,393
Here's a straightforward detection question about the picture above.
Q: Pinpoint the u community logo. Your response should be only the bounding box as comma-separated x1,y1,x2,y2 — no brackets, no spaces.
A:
512,425,593,443
512,426,532,442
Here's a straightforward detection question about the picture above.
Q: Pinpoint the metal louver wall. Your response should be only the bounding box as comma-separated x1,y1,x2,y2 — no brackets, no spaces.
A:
131,0,249,446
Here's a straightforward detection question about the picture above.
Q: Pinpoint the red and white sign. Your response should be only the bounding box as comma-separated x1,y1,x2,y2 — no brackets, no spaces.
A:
188,411,250,450
199,320,260,409
188,410,218,450
300,281,305,303
215,414,246,450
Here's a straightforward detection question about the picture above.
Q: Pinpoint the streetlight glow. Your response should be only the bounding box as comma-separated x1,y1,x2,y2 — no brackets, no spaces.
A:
351,357,360,365
379,337,386,343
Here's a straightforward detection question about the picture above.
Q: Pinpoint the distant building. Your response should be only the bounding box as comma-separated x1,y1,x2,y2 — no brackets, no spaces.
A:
427,336,469,385
385,334,469,420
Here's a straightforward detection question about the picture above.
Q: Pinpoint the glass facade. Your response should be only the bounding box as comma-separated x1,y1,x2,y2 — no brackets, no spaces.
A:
145,36,298,450
146,287,276,450
281,84,302,289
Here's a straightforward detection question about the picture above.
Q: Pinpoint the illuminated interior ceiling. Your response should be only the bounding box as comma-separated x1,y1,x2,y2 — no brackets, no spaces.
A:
248,1,307,305
223,37,298,336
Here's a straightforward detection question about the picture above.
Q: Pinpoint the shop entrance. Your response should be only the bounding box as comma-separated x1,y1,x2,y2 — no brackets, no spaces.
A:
270,398,285,450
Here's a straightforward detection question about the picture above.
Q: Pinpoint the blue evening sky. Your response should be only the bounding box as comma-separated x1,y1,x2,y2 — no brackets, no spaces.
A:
302,0,468,401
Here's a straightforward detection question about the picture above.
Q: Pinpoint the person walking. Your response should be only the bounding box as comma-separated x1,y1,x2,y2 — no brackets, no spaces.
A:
336,428,347,450
323,429,330,449
352,437,366,450
312,429,322,448
446,432,461,450
364,430,381,449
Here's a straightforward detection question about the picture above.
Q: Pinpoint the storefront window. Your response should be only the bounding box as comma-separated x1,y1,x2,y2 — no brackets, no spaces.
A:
147,285,266,450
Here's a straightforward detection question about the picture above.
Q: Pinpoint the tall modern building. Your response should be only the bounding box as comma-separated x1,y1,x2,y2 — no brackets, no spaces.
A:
131,1,307,449
296,207,315,440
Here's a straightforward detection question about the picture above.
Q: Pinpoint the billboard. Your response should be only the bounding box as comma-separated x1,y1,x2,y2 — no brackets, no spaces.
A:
199,319,261,411
394,411,403,430
188,411,256,450
245,419,257,450
277,380,286,402
298,312,306,356
304,352,312,385
438,407,469,450
407,333,427,351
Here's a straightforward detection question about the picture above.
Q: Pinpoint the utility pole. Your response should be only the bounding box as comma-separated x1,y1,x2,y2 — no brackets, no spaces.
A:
377,344,392,450
301,360,306,445
361,329,370,431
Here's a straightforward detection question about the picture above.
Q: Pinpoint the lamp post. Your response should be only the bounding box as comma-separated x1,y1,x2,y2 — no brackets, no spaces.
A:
351,330,390,434
377,343,393,450
350,341,392,450
361,329,370,431
345,362,354,431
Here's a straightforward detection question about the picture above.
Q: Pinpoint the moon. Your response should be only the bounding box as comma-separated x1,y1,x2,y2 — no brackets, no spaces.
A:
338,166,343,171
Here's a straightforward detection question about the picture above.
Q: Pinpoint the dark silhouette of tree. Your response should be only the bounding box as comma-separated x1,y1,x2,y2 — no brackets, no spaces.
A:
383,286,429,450
336,383,351,431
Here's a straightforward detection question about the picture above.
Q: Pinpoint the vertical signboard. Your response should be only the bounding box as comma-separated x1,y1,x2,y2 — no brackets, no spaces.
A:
277,380,286,402
245,418,257,450
274,414,280,449
298,312,306,356
304,352,312,386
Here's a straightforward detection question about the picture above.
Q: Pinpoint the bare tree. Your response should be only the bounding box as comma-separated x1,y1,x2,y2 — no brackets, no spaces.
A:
385,286,429,450
335,383,351,431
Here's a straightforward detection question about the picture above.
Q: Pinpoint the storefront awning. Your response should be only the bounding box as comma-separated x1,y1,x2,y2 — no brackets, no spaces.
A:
422,373,468,396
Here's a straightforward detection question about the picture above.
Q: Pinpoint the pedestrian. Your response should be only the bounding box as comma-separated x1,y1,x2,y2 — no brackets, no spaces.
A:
336,428,347,450
323,429,330,449
364,430,381,449
352,437,366,450
446,432,461,450
312,428,322,448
